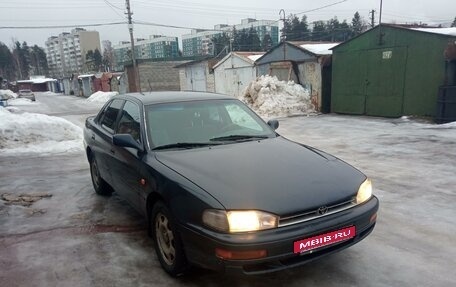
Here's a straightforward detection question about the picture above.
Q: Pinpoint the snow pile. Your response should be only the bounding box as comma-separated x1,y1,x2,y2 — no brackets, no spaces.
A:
0,89,18,100
0,107,83,155
241,75,315,118
42,91,61,96
8,98,37,105
87,91,118,104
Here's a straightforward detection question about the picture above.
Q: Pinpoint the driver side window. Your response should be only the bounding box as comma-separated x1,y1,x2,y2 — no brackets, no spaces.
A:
116,101,141,143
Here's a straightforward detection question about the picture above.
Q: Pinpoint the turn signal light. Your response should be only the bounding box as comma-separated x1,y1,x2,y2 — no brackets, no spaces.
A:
215,248,267,260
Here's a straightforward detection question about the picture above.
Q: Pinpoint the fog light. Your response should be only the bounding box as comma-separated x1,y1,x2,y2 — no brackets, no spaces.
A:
215,248,267,260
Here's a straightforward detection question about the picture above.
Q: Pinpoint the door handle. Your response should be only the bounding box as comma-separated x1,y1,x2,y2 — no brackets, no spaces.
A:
110,149,115,154
91,134,95,140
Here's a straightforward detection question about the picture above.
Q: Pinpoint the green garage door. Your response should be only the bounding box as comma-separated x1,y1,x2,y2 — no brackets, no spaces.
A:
364,47,407,117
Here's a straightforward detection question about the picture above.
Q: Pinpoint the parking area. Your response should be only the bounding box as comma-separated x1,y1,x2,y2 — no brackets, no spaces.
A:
0,93,455,286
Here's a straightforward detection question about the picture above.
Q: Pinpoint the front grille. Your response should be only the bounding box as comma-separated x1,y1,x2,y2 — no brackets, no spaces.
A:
278,199,355,227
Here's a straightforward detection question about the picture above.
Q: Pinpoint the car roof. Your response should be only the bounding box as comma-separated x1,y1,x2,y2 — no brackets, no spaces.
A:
111,91,234,105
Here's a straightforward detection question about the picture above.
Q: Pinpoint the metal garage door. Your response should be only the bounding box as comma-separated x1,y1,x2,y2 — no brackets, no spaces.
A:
364,47,407,117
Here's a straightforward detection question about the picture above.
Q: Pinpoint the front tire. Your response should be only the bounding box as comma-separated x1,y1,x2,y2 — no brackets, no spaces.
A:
151,202,188,277
89,155,112,196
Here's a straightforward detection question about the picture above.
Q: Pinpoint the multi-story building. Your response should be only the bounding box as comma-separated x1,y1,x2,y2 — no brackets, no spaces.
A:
45,28,101,77
113,35,179,71
182,18,279,57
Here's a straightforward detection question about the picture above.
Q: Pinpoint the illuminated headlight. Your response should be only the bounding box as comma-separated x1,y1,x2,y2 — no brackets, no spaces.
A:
203,210,278,233
356,178,373,204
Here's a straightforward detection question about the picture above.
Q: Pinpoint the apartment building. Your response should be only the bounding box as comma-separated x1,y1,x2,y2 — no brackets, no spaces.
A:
45,28,101,77
182,18,279,57
113,35,179,71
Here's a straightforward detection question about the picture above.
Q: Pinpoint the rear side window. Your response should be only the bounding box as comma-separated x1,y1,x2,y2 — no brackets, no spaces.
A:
100,99,124,133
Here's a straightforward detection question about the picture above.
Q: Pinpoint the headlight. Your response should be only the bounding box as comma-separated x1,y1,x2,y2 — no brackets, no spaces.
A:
202,210,278,233
356,178,373,204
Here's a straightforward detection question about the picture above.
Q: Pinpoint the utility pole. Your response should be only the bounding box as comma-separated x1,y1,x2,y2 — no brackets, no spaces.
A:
369,9,376,28
279,9,286,42
126,0,140,92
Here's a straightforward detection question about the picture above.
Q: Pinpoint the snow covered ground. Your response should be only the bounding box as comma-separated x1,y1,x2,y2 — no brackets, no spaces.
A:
0,107,83,155
7,98,38,106
0,89,18,100
241,75,315,118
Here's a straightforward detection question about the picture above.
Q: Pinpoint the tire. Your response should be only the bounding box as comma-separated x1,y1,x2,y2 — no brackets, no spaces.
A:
89,155,112,196
151,202,188,277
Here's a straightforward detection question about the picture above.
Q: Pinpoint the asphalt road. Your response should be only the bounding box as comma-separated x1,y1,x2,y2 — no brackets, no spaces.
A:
0,93,455,287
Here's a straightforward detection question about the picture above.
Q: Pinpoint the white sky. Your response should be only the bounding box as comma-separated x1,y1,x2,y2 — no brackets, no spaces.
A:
0,0,455,48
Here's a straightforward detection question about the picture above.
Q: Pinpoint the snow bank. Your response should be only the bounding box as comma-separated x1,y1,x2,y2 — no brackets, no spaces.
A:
0,108,83,155
0,89,18,100
8,98,37,105
241,75,315,118
42,91,61,96
87,91,118,104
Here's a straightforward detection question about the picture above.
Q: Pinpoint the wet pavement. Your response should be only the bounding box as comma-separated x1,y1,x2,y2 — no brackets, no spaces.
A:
0,93,455,286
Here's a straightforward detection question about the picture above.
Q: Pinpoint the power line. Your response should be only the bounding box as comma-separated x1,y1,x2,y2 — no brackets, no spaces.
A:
295,0,348,16
101,0,125,19
101,0,124,10
0,22,126,29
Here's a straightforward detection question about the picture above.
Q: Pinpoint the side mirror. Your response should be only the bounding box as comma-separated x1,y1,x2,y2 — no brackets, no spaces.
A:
267,119,279,130
113,134,144,152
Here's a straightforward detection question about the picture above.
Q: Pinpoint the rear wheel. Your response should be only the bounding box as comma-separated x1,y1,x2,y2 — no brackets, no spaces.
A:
89,155,112,196
151,202,188,276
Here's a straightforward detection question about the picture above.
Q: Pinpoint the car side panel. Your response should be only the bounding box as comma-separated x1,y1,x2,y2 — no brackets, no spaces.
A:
85,118,115,186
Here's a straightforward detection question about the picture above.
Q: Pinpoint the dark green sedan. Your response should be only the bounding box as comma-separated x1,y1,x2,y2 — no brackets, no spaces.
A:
83,91,379,276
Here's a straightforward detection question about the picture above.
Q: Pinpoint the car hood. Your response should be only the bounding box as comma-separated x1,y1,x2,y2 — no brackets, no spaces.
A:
155,137,366,216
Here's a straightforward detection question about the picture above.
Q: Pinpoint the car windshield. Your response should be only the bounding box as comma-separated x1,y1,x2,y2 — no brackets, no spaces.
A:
146,99,276,150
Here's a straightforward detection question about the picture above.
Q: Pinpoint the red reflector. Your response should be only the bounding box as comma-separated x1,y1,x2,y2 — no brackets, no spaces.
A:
140,179,146,186
370,213,377,223
215,248,267,260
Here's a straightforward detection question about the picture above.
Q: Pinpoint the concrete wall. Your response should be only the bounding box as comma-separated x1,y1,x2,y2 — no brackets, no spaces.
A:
298,61,322,110
137,60,190,92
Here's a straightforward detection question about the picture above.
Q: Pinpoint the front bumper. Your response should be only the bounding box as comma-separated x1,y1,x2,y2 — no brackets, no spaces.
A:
179,196,379,275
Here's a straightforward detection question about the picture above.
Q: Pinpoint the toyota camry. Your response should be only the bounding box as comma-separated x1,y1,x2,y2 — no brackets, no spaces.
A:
83,91,379,276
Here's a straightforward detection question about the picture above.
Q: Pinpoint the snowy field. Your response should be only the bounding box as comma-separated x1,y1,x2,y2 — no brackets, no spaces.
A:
0,92,455,286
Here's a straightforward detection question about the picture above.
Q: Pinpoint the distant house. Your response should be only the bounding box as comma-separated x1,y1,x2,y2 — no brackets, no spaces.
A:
176,57,220,92
255,41,338,112
331,25,456,121
213,52,265,97
16,76,59,92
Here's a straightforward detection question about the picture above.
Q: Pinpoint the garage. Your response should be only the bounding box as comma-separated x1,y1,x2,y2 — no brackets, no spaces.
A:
331,24,456,119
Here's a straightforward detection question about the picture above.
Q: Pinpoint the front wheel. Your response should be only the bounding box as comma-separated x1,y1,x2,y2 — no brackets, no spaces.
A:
151,202,188,276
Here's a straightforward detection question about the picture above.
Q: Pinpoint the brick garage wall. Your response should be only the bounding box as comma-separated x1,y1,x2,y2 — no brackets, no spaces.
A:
138,60,190,92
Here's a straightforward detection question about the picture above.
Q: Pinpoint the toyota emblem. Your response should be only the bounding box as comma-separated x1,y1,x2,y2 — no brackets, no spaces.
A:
317,206,328,215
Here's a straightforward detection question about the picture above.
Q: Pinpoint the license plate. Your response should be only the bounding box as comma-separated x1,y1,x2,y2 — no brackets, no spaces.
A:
293,226,356,253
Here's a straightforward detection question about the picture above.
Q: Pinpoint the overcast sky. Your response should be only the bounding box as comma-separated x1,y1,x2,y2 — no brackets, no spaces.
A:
0,0,454,49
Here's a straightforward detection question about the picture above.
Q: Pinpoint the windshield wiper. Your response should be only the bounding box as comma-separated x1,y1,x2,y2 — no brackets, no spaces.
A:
210,135,269,142
152,142,222,150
